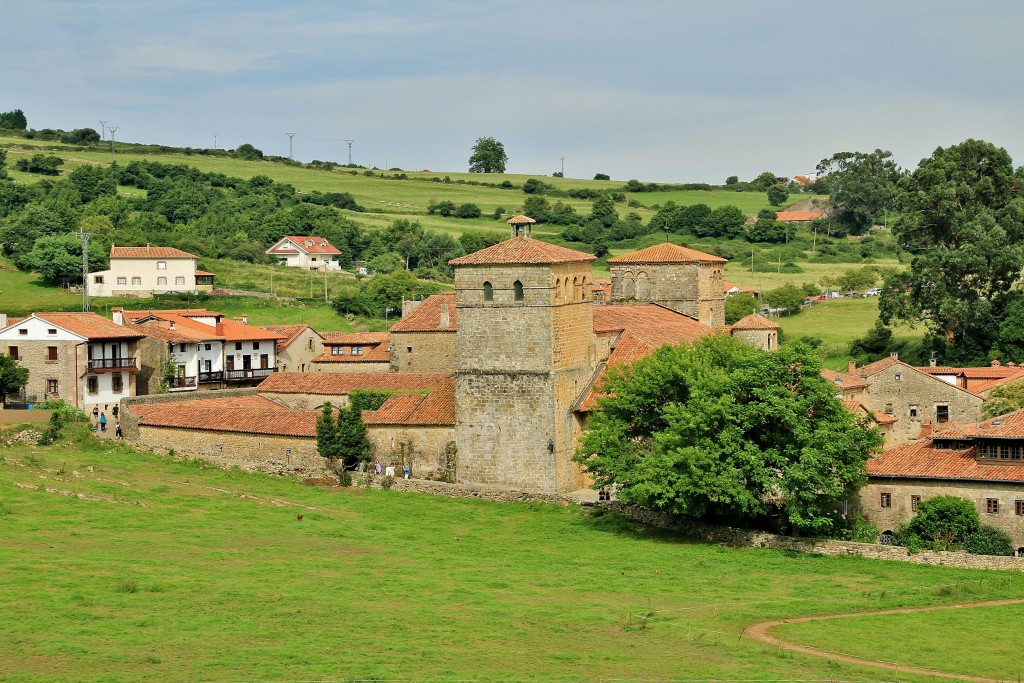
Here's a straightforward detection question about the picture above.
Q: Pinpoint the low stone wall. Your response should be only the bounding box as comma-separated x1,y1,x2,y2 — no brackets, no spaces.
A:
348,472,568,505
606,502,1024,572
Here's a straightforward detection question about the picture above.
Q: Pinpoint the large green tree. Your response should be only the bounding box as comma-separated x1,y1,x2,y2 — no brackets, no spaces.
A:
879,140,1024,350
14,233,106,284
0,354,29,406
816,149,902,234
575,336,882,535
467,137,507,173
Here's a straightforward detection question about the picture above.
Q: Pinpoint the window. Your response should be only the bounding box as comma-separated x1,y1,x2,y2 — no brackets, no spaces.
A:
131,276,142,286
909,406,918,418
1001,444,1011,460
987,498,999,514
252,342,260,350
1017,500,1024,516
157,277,167,286
894,371,902,382
880,492,891,508
911,495,921,512
235,342,242,350
204,344,212,351
352,346,363,356
483,281,493,302
94,275,104,284
157,261,167,270
47,328,57,335
112,375,123,393
47,379,58,394
175,276,185,286
308,338,314,350
884,402,894,415
87,376,99,394
260,354,269,369
46,346,58,361
513,280,524,302
19,329,27,335
936,405,949,423
117,276,127,285
178,343,186,353
204,360,212,372
332,346,345,355
7,346,18,360
406,345,413,353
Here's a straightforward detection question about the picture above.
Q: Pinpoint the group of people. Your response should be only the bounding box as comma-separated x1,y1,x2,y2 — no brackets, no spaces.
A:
372,461,411,479
90,405,123,438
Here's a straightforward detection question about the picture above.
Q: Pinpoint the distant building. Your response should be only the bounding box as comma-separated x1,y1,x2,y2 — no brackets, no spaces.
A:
88,245,214,297
256,324,323,373
917,359,1024,397
775,210,825,222
266,236,342,271
312,332,391,373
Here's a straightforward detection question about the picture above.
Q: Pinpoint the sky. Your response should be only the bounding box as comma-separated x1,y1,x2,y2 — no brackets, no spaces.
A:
7,1,1024,183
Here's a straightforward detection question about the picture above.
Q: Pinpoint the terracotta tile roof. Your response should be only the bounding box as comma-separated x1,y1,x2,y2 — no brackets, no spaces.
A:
792,175,813,185
972,371,1024,395
867,439,1024,484
2,316,27,329
258,372,449,395
132,320,221,343
724,281,758,294
280,236,342,255
312,347,391,363
592,305,714,348
730,314,780,331
775,210,824,222
607,243,727,265
362,377,455,426
389,293,457,333
32,312,144,340
120,308,223,323
856,355,901,377
506,214,537,225
194,270,216,277
322,332,390,345
820,368,871,390
110,245,198,259
916,366,962,375
874,412,899,425
256,324,315,353
134,401,317,437
218,318,285,342
930,408,1024,439
448,237,596,266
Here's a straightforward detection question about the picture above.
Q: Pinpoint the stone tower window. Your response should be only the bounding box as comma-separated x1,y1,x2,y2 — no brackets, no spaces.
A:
554,278,562,303
483,281,493,302
513,280,524,302
572,276,579,301
581,276,588,300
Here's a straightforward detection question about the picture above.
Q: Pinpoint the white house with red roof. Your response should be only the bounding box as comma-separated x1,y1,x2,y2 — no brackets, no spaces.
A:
88,245,214,297
266,235,342,271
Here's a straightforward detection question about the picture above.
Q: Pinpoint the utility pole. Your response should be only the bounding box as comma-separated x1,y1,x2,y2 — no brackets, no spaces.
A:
107,126,119,164
324,267,329,304
345,139,354,165
560,157,565,176
77,229,92,312
99,120,107,141
285,132,296,159
212,132,218,150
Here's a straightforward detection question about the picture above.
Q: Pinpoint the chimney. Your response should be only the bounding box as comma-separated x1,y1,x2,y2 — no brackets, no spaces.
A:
111,308,124,326
918,419,933,439
439,304,450,330
992,359,1002,367
169,321,176,330
847,360,857,374
242,315,248,325
1010,362,1017,368
215,322,225,335
929,357,937,367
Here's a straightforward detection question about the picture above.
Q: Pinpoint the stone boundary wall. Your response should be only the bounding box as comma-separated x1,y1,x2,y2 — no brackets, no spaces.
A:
348,472,568,505
605,502,1024,572
119,388,260,438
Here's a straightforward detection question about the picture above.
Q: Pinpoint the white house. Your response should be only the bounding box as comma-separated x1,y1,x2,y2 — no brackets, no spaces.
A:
0,312,143,411
266,236,342,271
88,245,215,297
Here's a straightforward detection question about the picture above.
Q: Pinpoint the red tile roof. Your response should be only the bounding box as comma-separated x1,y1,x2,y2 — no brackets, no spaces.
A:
194,270,216,277
506,214,537,225
821,368,871,389
256,324,315,353
607,243,727,265
389,293,456,333
775,210,824,222
257,372,449,395
856,355,902,376
724,281,758,294
132,320,221,343
312,347,391,363
448,237,596,266
110,245,198,259
930,408,1024,439
132,396,317,437
33,312,144,340
322,332,390,345
362,377,455,426
730,314,780,331
280,236,342,255
592,305,714,348
972,371,1024,395
868,441,1024,484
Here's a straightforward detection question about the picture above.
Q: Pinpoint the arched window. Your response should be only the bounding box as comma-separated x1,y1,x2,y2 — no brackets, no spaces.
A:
572,276,579,301
554,278,562,303
513,280,524,302
483,281,493,302
563,278,569,301
581,276,588,300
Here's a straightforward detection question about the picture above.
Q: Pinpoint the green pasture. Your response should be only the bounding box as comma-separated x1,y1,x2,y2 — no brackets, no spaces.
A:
773,601,1024,680
2,432,1022,682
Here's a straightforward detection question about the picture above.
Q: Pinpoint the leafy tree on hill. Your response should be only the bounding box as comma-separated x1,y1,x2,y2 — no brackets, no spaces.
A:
766,183,790,207
816,149,902,234
724,292,759,325
234,143,264,161
15,233,106,284
316,401,371,468
0,354,29,406
701,205,746,239
575,336,882,535
880,139,1024,355
725,175,739,186
468,137,507,173
746,216,786,243
454,202,481,219
15,154,64,175
68,165,117,203
593,173,610,181
763,284,804,313
750,171,782,191
0,109,28,130
62,128,100,144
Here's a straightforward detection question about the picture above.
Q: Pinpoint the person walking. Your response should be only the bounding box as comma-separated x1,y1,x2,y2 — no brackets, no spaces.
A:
375,461,382,475
115,421,123,439
403,464,411,480
99,412,107,432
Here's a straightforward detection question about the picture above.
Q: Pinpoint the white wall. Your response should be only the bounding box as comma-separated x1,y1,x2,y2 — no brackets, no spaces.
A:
89,257,198,296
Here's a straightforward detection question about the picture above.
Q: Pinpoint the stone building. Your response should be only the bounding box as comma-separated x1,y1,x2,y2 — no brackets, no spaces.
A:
388,293,457,373
608,243,726,327
256,371,449,409
917,359,1024,397
729,314,780,351
312,332,391,372
257,324,323,373
362,377,456,479
0,312,143,411
862,408,1024,551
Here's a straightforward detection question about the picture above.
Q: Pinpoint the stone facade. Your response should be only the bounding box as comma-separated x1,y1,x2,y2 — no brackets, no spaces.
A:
454,260,594,493
136,425,324,475
365,425,455,479
390,331,457,374
610,261,724,327
3,339,82,405
276,327,323,373
859,478,1024,549
730,327,778,352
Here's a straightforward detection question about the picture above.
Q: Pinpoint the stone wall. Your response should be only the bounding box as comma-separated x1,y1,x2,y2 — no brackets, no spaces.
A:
731,328,777,352
365,424,455,480
610,262,724,327
347,472,569,505
860,478,1024,548
6,340,81,406
277,328,323,373
390,331,457,374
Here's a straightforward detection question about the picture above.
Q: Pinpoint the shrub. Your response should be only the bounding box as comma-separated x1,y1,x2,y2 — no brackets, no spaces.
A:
380,475,395,490
908,495,980,550
964,524,1015,556
116,579,138,594
841,514,880,543
338,469,353,487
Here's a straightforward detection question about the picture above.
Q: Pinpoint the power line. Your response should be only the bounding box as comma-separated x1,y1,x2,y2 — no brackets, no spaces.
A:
212,132,218,150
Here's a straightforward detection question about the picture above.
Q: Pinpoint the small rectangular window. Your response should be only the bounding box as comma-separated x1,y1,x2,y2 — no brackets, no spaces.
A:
1016,500,1024,516
111,375,123,393
179,343,187,353
936,405,950,424
880,492,891,508
204,344,212,351
132,276,142,286
94,275,104,284
909,406,918,418
332,346,344,355
911,495,921,512
46,346,58,361
7,346,18,360
352,346,363,356
117,276,127,285
47,328,57,335
235,342,242,350
157,276,167,286
87,376,98,394
252,342,260,350
19,329,27,335
175,276,185,285
157,261,167,270
987,498,999,514
47,379,58,394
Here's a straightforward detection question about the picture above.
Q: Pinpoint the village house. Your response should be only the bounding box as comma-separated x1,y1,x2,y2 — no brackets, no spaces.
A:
88,245,214,297
917,359,1024,397
862,409,1024,552
388,293,457,373
256,324,323,373
265,235,343,271
0,312,142,412
312,332,391,373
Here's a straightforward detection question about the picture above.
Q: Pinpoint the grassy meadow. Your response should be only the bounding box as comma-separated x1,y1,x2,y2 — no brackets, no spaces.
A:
2,429,1024,682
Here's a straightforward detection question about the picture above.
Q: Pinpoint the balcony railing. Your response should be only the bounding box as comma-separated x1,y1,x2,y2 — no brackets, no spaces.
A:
198,368,275,383
168,376,198,390
87,357,137,370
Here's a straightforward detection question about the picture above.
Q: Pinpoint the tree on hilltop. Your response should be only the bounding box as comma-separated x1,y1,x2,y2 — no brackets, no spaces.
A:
815,149,902,234
468,137,507,173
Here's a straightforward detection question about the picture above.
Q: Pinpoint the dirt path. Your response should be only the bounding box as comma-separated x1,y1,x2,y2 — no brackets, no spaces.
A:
746,598,1024,682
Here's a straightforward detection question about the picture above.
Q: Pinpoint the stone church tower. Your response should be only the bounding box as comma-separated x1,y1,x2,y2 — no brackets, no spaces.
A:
607,243,727,327
449,222,597,493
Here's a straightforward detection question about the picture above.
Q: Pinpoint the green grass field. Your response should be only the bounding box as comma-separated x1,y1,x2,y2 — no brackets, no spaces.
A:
2,430,1023,681
772,601,1024,679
